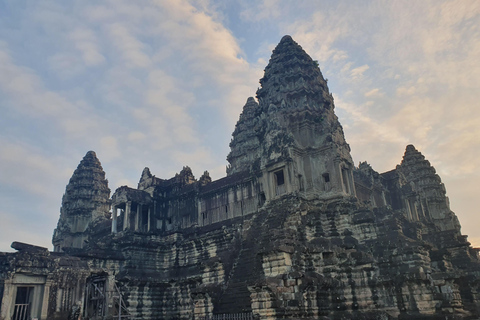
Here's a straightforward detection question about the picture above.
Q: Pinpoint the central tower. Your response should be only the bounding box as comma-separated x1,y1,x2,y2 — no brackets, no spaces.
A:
227,35,355,199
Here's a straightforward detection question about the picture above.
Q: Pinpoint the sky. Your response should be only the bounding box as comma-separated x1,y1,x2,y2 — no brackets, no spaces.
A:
0,0,479,251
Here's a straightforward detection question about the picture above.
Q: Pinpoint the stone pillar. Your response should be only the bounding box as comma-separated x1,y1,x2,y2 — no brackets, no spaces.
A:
340,165,352,195
333,160,342,194
265,171,273,200
147,206,151,231
40,280,52,320
405,199,413,220
152,201,157,231
347,167,356,196
197,200,202,226
123,201,131,231
382,191,387,206
0,280,14,320
111,206,117,234
135,204,141,231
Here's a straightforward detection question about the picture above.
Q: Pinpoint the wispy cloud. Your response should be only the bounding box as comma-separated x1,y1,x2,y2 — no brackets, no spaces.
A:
350,64,369,79
364,88,381,97
240,0,282,22
107,23,152,68
70,27,106,66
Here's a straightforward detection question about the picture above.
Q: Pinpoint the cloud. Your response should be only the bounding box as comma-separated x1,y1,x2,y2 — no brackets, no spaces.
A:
396,86,416,96
0,139,75,251
128,131,146,142
350,65,369,79
100,136,121,162
364,88,381,97
0,138,69,199
70,27,106,66
107,23,152,68
240,0,282,22
0,42,104,141
48,53,85,78
0,211,54,252
290,10,351,64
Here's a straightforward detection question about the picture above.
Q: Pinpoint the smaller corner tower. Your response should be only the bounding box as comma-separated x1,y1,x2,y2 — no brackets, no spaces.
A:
397,144,461,232
52,151,111,252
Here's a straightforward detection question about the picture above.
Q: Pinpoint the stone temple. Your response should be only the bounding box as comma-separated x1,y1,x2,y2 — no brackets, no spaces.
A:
1,36,480,320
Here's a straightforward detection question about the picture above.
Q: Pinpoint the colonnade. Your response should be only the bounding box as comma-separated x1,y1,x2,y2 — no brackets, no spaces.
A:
111,201,153,234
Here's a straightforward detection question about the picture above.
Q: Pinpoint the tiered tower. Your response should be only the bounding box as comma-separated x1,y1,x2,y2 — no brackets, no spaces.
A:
52,151,110,251
227,35,355,199
397,144,461,231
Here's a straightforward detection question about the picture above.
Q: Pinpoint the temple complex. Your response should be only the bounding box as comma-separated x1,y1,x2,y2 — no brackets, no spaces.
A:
1,36,479,320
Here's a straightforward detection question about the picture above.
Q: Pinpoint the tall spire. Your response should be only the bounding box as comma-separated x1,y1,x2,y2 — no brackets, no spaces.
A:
256,35,332,112
227,36,355,198
52,151,110,251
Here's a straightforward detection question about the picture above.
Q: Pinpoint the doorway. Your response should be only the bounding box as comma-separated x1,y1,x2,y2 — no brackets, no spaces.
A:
13,286,34,320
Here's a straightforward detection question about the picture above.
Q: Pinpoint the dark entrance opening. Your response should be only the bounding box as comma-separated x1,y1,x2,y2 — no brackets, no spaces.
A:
13,286,34,320
323,173,331,191
84,275,106,319
142,208,149,232
274,170,286,195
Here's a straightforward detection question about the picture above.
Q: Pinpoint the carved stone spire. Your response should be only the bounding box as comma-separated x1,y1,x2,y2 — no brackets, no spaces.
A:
398,144,460,232
256,35,332,111
226,97,261,175
52,151,110,251
227,36,354,198
176,166,196,185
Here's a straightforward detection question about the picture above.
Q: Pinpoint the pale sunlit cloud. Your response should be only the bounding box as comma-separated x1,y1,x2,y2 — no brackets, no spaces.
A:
240,0,282,22
69,27,106,66
350,64,369,79
364,88,381,97
107,23,152,68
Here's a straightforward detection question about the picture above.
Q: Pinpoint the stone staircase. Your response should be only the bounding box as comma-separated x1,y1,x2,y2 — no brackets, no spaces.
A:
213,213,265,314
214,198,297,314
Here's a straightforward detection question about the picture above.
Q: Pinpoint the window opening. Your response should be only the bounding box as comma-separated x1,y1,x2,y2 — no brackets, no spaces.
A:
323,173,331,191
274,170,286,195
142,209,148,231
259,192,266,207
341,168,350,194
323,173,330,183
275,170,285,185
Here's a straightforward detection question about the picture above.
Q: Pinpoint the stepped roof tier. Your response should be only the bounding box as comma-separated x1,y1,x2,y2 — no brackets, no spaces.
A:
227,35,352,177
52,151,110,251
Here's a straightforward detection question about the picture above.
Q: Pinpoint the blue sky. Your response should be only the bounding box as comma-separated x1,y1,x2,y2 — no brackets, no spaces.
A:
1,0,479,251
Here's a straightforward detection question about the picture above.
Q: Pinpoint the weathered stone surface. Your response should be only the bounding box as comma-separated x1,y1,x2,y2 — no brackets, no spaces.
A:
10,242,49,254
227,36,353,197
397,144,461,232
1,36,480,320
52,150,111,252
